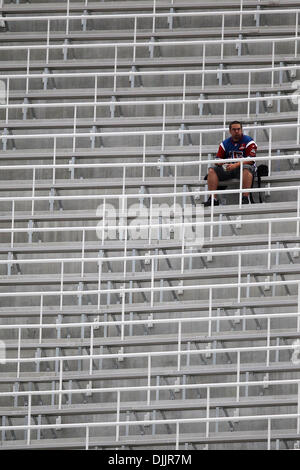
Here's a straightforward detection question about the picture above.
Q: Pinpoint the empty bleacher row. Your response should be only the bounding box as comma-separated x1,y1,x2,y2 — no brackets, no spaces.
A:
0,0,300,450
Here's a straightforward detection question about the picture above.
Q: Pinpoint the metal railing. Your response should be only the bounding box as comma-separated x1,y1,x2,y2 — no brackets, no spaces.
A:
0,36,298,94
0,7,298,40
0,63,298,98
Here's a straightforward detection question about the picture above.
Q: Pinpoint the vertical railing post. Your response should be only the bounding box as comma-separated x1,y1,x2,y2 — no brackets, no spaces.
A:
162,102,166,151
221,14,225,60
297,382,300,434
177,320,182,371
58,358,63,410
206,387,210,438
66,0,70,35
26,49,30,94
52,137,57,185
236,351,240,402
89,325,94,375
271,41,275,88
240,0,243,31
73,105,77,153
175,422,180,450
31,168,36,216
295,12,298,58
247,72,251,117
133,16,137,62
182,73,186,120
39,295,44,344
27,394,32,445
143,134,146,181
202,44,206,90
198,132,203,180
266,317,270,367
60,261,64,310
268,221,272,270
152,0,156,34
147,354,151,405
81,228,85,278
5,77,9,124
10,199,15,248
267,418,271,450
239,160,243,207
46,19,50,64
17,327,21,379
94,75,98,122
114,46,118,93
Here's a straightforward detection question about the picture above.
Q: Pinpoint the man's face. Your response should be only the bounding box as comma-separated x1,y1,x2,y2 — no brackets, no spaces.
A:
230,124,243,141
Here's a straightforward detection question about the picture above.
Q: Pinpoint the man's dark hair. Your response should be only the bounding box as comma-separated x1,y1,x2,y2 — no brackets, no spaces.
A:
229,121,243,130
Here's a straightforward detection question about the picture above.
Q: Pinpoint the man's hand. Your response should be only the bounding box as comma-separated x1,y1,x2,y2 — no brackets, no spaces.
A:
226,163,240,171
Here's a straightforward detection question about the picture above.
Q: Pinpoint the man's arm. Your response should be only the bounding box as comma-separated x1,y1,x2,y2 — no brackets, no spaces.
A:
245,141,257,165
216,143,226,166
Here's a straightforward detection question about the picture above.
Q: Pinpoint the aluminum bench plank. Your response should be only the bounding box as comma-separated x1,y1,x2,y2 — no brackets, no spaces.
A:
0,361,299,384
0,26,297,43
0,295,295,318
0,54,299,72
0,262,300,286
2,329,299,351
0,232,299,255
5,84,295,101
0,111,297,130
0,395,296,418
2,0,299,14
0,142,297,161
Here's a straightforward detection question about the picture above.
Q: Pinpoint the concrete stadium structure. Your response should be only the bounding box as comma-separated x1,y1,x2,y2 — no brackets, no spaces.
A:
0,0,300,450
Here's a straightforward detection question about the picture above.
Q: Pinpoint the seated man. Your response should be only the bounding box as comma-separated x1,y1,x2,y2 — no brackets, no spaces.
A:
203,121,257,206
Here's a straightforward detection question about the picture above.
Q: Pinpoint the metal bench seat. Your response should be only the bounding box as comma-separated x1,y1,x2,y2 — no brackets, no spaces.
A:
0,201,297,224
2,328,299,351
0,428,299,450
4,84,294,102
0,170,296,193
0,26,297,43
2,0,299,15
0,232,298,256
0,54,298,72
0,142,296,162
0,295,295,318
0,361,298,384
0,111,297,131
0,394,297,419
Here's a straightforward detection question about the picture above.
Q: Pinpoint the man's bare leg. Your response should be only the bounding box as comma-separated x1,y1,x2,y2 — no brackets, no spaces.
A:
207,168,219,200
242,169,253,197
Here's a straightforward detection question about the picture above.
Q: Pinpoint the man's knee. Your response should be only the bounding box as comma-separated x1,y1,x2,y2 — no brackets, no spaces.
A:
243,168,254,178
208,167,218,176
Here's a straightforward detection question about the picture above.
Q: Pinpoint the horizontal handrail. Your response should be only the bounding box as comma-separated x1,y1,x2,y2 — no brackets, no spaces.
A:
1,121,299,140
0,277,298,298
0,62,298,80
1,8,299,22
0,34,298,50
0,92,296,109
0,245,299,267
0,180,298,202
0,153,297,170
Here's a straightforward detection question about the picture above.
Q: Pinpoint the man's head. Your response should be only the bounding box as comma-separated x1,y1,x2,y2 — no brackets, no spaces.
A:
229,121,243,141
